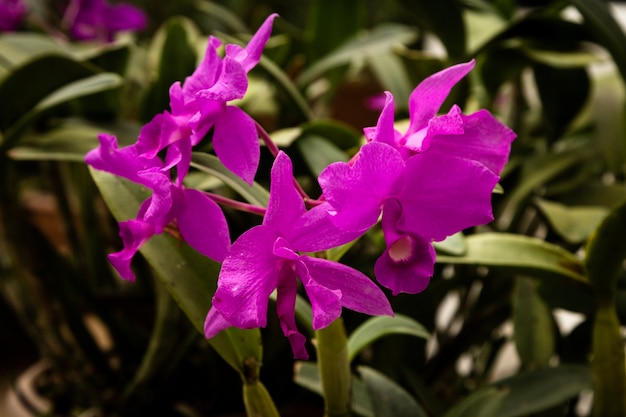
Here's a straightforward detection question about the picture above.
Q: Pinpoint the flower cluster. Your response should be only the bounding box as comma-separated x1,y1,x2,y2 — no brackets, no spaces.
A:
86,14,515,359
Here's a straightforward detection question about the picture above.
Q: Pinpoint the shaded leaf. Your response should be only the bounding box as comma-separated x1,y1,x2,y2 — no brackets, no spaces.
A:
348,314,430,362
88,168,262,376
297,134,348,177
297,24,417,87
190,152,269,207
533,198,608,244
443,387,508,417
437,233,588,284
358,366,429,417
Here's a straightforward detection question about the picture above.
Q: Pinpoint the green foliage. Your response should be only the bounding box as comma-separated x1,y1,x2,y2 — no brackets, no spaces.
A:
3,1,626,416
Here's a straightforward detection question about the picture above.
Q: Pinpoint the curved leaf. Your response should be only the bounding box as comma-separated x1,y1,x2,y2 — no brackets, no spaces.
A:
88,168,262,376
348,314,430,362
533,198,608,244
191,152,269,207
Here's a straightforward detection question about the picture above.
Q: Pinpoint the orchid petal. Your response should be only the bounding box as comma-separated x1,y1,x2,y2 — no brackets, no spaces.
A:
426,107,516,175
319,142,405,232
108,219,155,281
374,236,435,295
275,265,308,359
302,256,393,317
235,13,279,72
365,91,397,147
288,203,363,252
178,189,231,262
407,60,475,135
204,307,233,338
212,105,259,185
211,226,278,329
263,151,306,232
398,153,498,241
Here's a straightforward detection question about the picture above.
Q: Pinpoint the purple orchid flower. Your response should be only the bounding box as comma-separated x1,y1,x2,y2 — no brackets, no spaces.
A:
319,60,515,295
136,14,278,186
63,0,147,42
204,152,392,359
85,133,230,281
0,0,27,32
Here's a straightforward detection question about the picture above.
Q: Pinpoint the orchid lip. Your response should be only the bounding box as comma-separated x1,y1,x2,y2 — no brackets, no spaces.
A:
389,235,414,263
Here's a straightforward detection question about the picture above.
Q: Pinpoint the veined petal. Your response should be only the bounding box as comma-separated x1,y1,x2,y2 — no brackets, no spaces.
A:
398,152,498,241
182,37,222,98
235,13,279,72
212,105,259,186
302,256,393,318
426,108,516,175
204,307,233,339
365,91,398,147
178,189,230,262
85,133,160,187
275,264,308,359
288,203,363,252
404,105,464,153
318,142,405,232
374,234,435,295
108,219,155,281
136,168,177,228
407,60,475,136
196,56,248,102
211,226,279,329
263,151,306,233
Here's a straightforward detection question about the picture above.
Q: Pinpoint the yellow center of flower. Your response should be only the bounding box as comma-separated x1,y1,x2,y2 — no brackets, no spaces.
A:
388,236,413,263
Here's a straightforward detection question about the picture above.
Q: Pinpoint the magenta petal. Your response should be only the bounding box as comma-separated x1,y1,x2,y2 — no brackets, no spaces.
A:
427,108,516,175
212,105,259,185
197,56,248,102
374,235,435,295
365,91,398,147
319,142,405,232
104,3,147,32
178,189,231,262
211,226,278,329
108,219,155,281
404,105,464,152
288,203,363,252
204,307,233,339
182,38,222,98
302,256,393,317
399,153,498,241
407,60,475,135
236,13,279,72
275,267,308,359
301,278,342,330
136,169,177,227
263,152,306,233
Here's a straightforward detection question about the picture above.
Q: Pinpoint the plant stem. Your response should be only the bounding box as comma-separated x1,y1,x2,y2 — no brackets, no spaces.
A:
315,318,352,417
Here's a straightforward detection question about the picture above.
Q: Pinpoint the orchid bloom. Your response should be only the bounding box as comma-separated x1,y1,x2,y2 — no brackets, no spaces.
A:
63,0,147,42
319,60,515,295
204,152,392,359
0,0,27,32
85,133,230,281
136,14,279,185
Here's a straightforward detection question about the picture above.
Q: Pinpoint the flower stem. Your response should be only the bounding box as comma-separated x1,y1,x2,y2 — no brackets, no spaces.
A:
255,122,326,208
315,318,352,417
203,191,266,216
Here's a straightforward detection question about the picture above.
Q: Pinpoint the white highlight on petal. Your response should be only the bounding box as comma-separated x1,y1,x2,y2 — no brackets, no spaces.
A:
388,235,413,263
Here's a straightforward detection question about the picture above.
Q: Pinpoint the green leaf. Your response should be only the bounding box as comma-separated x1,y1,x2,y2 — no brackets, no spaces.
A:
297,134,348,177
492,365,591,417
591,305,626,417
358,366,429,417
139,16,199,122
366,51,412,108
190,152,270,207
0,54,95,132
436,233,588,284
533,64,590,141
512,278,555,368
533,198,608,244
347,314,430,362
397,0,466,60
443,387,508,417
305,0,366,61
297,24,417,87
1,73,123,151
88,168,262,376
495,147,593,230
586,198,626,302
294,361,375,417
433,232,467,256
196,0,249,33
8,123,101,161
567,0,626,85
